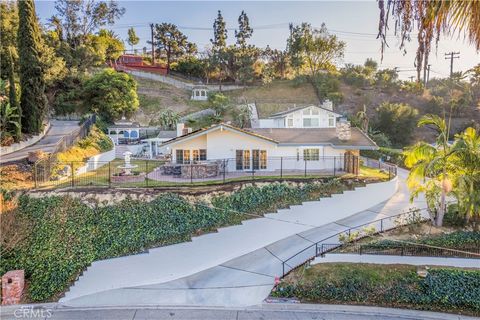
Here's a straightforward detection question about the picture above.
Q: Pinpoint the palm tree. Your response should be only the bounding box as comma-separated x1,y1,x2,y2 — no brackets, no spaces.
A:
404,114,454,226
378,1,480,81
0,99,21,144
450,127,480,229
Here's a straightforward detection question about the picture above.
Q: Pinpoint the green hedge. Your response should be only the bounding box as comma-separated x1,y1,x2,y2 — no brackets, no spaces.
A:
361,147,406,168
369,231,480,250
1,180,344,302
273,265,480,314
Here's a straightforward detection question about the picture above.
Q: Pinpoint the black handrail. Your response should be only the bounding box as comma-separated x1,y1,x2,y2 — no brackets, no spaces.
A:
281,208,429,276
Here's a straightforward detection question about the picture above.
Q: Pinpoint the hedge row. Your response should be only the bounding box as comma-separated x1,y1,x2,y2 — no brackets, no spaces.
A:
273,265,480,314
370,231,480,250
0,180,343,302
361,147,406,168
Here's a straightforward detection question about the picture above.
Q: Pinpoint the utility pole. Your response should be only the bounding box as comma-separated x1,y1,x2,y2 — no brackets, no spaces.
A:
444,52,460,77
150,23,155,65
426,64,431,85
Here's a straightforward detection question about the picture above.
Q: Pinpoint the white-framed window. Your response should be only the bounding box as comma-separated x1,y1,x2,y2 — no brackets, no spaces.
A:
303,148,320,161
311,108,319,115
328,114,335,127
287,117,294,127
303,108,310,115
303,118,319,127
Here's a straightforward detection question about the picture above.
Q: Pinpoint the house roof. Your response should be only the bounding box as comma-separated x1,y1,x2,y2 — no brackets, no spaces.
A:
157,130,177,139
160,123,278,147
269,105,342,118
160,123,378,150
247,127,377,149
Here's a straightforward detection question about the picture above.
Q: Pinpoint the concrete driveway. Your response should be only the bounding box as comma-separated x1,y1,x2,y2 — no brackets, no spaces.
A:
60,169,427,307
0,120,80,164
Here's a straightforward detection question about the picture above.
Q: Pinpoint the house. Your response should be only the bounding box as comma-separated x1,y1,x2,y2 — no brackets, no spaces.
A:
160,119,378,174
256,100,341,129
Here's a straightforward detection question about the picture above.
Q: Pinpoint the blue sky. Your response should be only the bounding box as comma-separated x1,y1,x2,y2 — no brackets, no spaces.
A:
35,1,479,80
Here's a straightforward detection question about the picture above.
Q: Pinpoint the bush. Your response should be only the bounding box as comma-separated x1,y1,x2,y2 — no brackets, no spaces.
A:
273,264,480,314
361,147,406,167
372,102,419,147
0,180,345,302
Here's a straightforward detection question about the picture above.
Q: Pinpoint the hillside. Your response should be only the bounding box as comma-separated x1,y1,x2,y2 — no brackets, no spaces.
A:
224,80,480,143
133,76,209,125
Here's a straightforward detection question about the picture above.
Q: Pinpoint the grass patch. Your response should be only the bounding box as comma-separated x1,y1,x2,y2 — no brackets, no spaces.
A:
274,263,480,316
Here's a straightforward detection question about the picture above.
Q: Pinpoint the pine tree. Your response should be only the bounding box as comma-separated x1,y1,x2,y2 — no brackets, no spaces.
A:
127,27,139,52
17,0,47,134
235,11,252,49
211,10,227,52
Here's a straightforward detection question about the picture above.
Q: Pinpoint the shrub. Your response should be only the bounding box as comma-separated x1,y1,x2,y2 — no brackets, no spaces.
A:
0,180,345,302
273,264,480,314
372,102,419,147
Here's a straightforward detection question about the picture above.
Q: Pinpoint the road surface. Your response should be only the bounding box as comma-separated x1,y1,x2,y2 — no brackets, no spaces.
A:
0,120,79,164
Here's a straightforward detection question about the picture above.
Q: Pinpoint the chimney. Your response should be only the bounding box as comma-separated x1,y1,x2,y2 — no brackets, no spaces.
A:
176,123,185,137
336,117,351,141
322,99,333,111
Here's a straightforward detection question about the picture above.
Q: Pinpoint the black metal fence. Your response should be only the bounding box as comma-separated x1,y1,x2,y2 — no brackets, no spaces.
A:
33,115,96,185
32,155,397,190
281,209,429,276
319,243,480,259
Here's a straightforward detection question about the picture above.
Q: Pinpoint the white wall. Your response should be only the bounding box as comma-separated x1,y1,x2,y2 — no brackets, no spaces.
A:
76,149,116,175
167,128,349,172
258,106,337,129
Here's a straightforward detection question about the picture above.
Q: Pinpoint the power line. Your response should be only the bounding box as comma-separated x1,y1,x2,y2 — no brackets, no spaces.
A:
444,51,460,77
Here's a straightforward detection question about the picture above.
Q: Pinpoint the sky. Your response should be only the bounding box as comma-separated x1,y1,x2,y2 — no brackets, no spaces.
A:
34,0,479,80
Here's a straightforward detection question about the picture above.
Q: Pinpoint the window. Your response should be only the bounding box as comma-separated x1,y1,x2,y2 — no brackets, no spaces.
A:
311,108,319,115
192,150,199,162
303,108,310,115
200,149,207,161
303,118,319,127
176,149,183,164
328,115,335,127
260,150,267,169
236,150,243,170
243,150,251,169
183,150,191,164
287,118,294,127
303,148,319,161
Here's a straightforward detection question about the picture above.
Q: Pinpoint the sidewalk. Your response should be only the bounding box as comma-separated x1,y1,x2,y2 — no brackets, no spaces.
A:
313,254,480,268
0,303,476,320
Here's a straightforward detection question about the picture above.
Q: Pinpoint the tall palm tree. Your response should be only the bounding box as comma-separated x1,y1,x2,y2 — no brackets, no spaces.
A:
404,114,454,226
450,127,480,229
378,1,480,80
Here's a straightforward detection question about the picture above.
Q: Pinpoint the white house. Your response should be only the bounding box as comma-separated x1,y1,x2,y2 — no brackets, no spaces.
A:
256,101,341,129
160,119,378,174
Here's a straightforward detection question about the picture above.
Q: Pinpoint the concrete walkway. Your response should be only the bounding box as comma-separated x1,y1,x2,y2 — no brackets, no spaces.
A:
0,120,80,164
60,168,427,307
1,303,476,320
313,254,480,268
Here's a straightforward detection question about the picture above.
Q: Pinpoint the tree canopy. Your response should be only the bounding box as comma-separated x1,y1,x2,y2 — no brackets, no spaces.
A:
83,69,139,122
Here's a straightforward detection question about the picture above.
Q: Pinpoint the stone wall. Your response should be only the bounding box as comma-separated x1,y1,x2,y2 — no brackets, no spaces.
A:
336,119,351,141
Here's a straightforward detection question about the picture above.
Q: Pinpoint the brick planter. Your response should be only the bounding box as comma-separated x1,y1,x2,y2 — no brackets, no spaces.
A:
2,270,24,305
111,172,146,183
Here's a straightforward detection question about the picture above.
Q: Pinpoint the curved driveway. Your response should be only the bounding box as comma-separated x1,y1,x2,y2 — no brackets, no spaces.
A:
0,120,79,164
61,169,426,307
